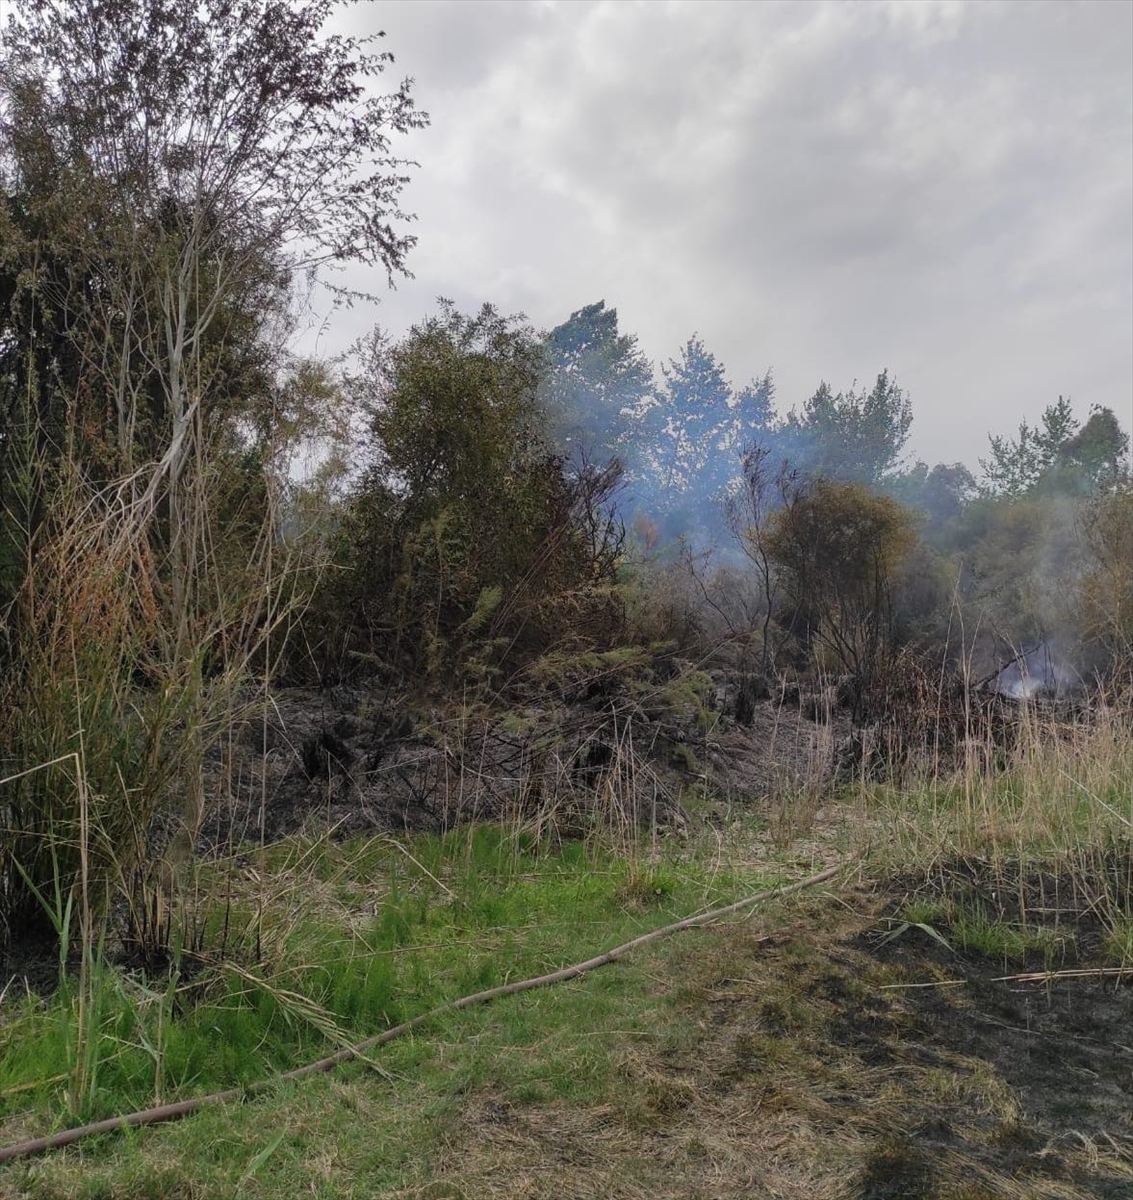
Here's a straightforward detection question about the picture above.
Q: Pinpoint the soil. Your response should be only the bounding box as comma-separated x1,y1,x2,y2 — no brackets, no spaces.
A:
864,935,1132,1192
0,941,59,1007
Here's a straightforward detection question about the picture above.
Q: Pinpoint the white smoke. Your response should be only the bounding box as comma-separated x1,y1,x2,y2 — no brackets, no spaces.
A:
989,641,1080,700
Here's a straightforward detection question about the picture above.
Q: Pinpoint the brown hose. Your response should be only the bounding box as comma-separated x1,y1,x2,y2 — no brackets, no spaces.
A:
0,862,841,1164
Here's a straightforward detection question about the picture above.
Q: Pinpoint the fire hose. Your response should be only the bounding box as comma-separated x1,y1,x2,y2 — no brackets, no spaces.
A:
0,862,841,1165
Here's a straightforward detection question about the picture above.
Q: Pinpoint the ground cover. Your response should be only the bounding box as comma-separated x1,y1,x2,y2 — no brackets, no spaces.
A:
1,694,1130,1198
0,824,794,1193
3,877,1129,1199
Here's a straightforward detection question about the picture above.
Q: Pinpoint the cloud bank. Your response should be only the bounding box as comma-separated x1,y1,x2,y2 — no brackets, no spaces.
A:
325,0,1132,468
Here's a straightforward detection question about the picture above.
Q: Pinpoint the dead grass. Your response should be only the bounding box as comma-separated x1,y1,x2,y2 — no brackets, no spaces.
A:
354,893,1131,1200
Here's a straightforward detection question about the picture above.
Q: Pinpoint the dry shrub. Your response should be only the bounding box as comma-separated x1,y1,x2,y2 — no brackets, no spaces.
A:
0,447,295,958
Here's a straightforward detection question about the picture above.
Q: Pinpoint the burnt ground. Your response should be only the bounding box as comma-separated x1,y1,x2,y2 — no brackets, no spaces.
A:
428,891,1132,1200
198,679,852,849
0,941,59,1006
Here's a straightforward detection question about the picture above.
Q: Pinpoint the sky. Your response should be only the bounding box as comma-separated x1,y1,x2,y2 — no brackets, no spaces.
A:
320,0,1133,470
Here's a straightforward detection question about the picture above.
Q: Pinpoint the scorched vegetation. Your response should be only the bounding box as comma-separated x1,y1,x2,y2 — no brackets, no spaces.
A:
0,3,1130,1198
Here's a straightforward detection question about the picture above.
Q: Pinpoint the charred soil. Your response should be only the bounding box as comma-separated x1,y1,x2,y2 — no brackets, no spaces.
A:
433,892,1131,1200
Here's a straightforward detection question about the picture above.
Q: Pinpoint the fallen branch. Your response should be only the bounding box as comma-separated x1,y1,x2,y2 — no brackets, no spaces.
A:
879,965,1133,991
992,966,1133,985
877,979,967,990
0,863,841,1164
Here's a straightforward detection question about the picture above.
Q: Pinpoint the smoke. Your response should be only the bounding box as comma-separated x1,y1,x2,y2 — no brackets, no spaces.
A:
989,641,1080,700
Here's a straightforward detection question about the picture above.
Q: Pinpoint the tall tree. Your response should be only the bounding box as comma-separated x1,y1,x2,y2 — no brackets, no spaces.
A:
779,371,912,485
1,0,427,639
981,398,1129,497
540,300,654,469
652,335,733,495
731,371,777,452
888,460,976,534
0,0,426,934
1058,405,1129,491
978,396,1099,497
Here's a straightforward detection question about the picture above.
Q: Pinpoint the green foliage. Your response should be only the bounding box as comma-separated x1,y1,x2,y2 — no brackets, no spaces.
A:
980,398,1129,498
950,492,1084,658
765,480,917,686
654,335,734,496
948,913,1066,964
1059,405,1130,491
980,398,1075,498
779,370,912,485
367,303,545,515
1102,916,1133,967
890,540,958,651
886,460,976,536
630,334,774,542
308,302,627,685
540,300,654,466
523,644,653,691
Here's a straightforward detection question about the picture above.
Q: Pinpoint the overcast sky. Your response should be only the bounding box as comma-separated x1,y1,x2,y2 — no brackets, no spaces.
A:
322,0,1132,469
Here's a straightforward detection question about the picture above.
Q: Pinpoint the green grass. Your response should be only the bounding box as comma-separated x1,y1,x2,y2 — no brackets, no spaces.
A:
1101,915,1133,966
4,704,1130,1197
894,898,1073,966
855,717,1133,976
947,910,1069,965
0,825,779,1155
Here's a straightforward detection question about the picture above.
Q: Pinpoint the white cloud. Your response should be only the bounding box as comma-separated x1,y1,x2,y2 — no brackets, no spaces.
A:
323,0,1132,466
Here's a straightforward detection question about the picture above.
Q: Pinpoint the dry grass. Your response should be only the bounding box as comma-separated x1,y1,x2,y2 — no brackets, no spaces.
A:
367,893,1130,1200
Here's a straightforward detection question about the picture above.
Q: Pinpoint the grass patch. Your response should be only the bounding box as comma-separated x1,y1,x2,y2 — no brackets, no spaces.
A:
948,911,1069,965
3,700,1130,1197
1102,915,1133,967
16,886,1130,1200
0,825,781,1160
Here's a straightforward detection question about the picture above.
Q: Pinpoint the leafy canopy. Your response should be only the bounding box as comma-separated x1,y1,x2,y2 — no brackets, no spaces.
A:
540,300,654,464
980,398,1128,497
779,371,912,485
2,0,428,281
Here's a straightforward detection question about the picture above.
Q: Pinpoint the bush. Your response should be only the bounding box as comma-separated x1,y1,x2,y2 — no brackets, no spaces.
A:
298,303,628,687
1079,487,1133,676
765,480,916,699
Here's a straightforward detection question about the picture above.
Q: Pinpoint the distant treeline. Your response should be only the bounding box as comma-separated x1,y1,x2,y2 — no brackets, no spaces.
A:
539,300,1130,547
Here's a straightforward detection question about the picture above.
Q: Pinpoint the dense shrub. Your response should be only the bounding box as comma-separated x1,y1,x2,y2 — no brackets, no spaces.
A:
295,304,627,687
